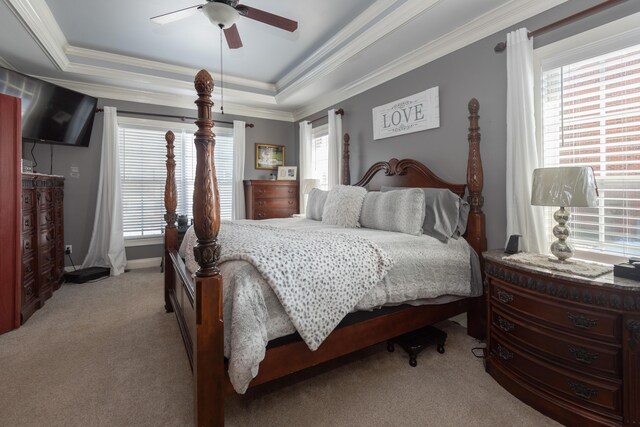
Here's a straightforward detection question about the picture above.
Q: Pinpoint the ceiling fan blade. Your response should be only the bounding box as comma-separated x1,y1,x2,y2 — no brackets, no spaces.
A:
151,5,203,25
224,24,243,49
237,5,298,32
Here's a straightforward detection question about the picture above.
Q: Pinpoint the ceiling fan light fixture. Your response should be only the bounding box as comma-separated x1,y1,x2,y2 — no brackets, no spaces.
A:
202,2,239,29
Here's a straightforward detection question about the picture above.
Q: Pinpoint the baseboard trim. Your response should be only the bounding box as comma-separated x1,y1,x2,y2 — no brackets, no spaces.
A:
126,257,162,270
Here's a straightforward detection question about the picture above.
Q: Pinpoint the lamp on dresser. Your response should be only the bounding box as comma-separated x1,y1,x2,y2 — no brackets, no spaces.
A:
531,166,598,262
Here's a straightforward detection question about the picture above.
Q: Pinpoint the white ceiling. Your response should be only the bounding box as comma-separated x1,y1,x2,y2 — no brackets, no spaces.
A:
0,0,566,121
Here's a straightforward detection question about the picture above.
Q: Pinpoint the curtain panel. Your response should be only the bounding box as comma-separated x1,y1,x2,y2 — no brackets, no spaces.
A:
232,120,246,220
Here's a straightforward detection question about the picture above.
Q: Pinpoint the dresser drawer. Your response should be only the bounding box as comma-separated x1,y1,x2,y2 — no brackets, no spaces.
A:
22,233,36,257
22,256,37,281
22,277,38,306
39,227,56,248
254,208,297,220
491,307,621,378
22,213,35,232
39,209,54,228
22,190,35,212
489,280,620,343
253,185,298,199
39,245,57,267
37,189,53,208
490,339,622,415
255,198,298,209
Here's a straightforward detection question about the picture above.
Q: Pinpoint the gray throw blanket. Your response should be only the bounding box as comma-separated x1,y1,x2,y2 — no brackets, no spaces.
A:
218,221,393,350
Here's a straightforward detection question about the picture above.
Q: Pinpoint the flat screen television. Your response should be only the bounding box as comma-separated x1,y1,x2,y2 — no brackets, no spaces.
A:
0,67,97,147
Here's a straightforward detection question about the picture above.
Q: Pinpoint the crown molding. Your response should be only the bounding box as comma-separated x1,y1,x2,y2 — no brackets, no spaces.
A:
38,75,295,122
3,0,69,70
276,0,442,103
64,62,277,106
0,54,16,70
292,0,567,120
276,0,397,90
65,46,276,93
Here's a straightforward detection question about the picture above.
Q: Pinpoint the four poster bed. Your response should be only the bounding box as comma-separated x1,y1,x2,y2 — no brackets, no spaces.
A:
163,70,487,426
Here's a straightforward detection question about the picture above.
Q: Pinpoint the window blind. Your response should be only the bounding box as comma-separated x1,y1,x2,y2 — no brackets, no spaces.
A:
312,126,329,190
541,43,640,257
119,121,233,239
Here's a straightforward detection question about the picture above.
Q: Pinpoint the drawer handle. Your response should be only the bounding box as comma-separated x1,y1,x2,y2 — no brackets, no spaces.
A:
258,201,265,206
25,242,32,250
496,344,513,361
288,200,294,205
288,189,294,193
25,218,32,227
568,381,599,400
26,286,33,296
257,213,265,219
569,346,599,365
497,316,515,333
567,313,598,330
26,265,33,274
496,289,513,304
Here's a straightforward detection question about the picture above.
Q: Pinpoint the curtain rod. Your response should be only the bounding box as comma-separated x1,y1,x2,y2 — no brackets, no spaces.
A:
494,0,627,53
95,108,255,128
309,108,345,125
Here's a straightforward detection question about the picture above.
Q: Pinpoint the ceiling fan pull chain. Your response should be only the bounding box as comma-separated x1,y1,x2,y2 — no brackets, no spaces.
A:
219,25,224,115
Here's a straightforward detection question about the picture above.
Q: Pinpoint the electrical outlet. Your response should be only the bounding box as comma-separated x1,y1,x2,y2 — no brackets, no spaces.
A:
65,245,72,254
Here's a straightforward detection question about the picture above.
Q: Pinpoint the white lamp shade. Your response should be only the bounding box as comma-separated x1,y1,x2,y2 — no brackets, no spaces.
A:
531,167,598,208
202,2,239,29
301,179,321,194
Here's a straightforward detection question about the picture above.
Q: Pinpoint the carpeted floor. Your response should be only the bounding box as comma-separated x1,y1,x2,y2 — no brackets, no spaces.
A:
0,269,559,427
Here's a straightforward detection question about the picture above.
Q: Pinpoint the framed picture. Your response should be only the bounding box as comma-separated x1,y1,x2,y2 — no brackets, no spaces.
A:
277,166,297,181
255,143,285,170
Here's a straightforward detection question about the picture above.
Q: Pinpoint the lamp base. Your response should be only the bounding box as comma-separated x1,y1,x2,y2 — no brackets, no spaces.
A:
549,206,573,262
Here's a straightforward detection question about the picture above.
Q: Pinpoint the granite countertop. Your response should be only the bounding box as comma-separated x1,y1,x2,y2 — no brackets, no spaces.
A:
483,249,640,292
22,172,65,179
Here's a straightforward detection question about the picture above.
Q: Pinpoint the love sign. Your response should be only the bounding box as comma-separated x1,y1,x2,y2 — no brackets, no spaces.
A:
372,87,439,140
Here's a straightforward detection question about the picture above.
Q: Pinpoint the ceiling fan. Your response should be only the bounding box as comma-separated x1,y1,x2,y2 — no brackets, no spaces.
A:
151,0,298,49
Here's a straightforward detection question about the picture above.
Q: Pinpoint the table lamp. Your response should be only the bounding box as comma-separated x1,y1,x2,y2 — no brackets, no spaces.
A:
531,166,598,262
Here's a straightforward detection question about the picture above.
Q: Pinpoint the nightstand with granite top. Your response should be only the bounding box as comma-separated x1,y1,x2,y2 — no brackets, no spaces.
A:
483,249,640,427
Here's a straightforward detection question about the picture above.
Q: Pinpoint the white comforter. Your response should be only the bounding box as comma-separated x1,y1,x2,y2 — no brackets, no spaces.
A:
180,218,480,393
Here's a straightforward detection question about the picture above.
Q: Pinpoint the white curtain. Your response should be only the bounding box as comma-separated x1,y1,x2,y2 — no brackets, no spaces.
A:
232,120,246,220
82,106,127,275
327,109,343,189
299,121,313,212
506,28,545,253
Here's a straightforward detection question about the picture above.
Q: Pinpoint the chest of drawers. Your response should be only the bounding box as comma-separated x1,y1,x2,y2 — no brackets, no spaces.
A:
243,180,299,220
484,250,640,427
21,174,65,323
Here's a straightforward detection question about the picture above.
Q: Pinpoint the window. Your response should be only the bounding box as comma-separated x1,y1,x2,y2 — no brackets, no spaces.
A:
118,117,233,241
540,42,640,259
311,124,329,190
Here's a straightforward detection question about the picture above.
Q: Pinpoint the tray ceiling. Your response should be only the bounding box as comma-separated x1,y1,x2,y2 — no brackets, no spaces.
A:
0,0,566,121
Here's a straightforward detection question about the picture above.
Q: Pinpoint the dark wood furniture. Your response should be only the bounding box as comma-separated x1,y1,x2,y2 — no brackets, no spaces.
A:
243,180,299,219
21,174,65,324
0,93,21,335
163,70,487,426
387,325,447,367
484,250,640,427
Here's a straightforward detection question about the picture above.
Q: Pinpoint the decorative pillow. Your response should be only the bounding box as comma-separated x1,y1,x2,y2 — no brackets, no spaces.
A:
381,186,470,242
321,185,367,228
359,189,426,236
305,188,328,221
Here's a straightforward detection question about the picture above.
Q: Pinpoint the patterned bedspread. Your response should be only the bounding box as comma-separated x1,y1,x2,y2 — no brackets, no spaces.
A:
180,218,480,393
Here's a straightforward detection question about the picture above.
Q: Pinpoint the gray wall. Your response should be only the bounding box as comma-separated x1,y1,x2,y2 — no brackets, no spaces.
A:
25,99,296,264
303,0,640,251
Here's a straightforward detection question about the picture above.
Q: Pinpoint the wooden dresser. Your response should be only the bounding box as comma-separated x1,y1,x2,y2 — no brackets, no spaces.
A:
484,250,640,427
21,174,65,323
243,180,299,220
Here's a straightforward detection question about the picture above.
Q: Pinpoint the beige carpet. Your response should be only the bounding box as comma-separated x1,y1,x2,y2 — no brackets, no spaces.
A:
0,269,559,427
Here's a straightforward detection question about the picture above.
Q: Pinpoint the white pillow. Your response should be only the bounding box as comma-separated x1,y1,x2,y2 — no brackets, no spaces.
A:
305,188,328,221
321,185,367,228
359,189,426,236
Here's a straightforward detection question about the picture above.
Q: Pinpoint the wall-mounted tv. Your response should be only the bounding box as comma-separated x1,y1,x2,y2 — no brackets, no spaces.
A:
0,67,97,147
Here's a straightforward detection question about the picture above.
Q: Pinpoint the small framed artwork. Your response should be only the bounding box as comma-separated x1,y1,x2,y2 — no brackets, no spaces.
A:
277,166,297,181
255,143,285,170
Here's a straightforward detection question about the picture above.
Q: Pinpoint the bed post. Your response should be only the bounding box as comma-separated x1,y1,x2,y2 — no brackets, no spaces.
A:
164,130,177,313
342,133,351,185
465,98,487,340
192,70,224,427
